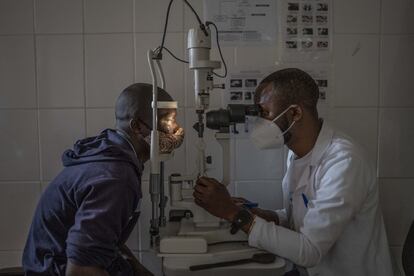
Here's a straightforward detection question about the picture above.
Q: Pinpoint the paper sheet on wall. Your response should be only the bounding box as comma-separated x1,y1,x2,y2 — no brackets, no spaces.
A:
280,0,332,62
203,0,278,45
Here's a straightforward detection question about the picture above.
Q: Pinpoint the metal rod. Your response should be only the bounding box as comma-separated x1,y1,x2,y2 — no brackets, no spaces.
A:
147,49,161,246
159,161,167,227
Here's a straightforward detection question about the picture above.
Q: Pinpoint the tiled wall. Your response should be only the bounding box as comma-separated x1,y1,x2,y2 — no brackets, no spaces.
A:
0,0,413,275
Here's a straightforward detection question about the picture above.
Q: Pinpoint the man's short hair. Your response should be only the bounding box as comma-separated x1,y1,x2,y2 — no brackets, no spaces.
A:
115,83,173,129
255,68,319,115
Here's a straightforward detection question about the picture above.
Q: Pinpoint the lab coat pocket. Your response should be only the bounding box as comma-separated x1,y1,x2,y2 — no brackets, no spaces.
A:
290,167,314,230
291,191,311,231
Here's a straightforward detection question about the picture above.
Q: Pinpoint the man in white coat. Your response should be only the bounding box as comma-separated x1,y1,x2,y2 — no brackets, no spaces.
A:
193,68,393,276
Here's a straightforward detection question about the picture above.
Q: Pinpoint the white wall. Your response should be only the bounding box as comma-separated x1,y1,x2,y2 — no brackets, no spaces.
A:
0,0,413,275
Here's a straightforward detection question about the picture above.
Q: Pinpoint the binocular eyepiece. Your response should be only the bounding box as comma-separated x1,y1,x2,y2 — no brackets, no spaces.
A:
206,104,259,131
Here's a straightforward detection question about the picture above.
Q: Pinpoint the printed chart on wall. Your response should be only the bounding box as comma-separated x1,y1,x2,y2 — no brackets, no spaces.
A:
203,0,278,45
273,65,331,110
227,70,265,104
281,0,332,62
305,65,330,104
281,64,332,118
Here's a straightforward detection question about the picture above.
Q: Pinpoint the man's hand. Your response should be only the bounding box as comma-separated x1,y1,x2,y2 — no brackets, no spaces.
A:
66,261,109,276
231,197,249,206
193,177,241,221
231,197,279,225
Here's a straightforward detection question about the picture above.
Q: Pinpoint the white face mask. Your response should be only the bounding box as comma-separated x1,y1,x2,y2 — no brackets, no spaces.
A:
250,105,296,150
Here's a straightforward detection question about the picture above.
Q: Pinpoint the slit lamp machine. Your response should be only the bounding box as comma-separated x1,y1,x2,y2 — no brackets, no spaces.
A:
145,1,285,274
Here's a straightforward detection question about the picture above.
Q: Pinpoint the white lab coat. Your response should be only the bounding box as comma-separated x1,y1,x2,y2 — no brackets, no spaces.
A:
248,121,393,276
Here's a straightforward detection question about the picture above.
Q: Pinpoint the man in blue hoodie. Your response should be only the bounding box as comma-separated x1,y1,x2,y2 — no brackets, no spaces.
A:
22,83,184,276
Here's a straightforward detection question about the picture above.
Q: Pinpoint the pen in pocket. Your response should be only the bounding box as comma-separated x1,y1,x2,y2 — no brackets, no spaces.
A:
302,193,309,208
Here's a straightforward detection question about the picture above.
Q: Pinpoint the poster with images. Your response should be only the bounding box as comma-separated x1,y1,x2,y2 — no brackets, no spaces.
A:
281,0,332,62
227,70,264,104
204,0,278,45
307,66,330,102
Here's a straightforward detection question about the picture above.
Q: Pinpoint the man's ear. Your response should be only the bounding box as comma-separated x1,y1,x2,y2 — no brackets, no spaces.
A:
290,105,303,122
129,119,142,135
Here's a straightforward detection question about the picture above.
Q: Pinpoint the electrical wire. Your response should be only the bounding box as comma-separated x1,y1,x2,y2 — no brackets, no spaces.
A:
157,1,228,79
157,0,206,56
182,0,208,36
206,21,228,78
158,0,174,57
155,46,189,64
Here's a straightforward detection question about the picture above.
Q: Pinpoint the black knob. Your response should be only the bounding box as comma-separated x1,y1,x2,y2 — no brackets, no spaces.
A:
206,156,212,164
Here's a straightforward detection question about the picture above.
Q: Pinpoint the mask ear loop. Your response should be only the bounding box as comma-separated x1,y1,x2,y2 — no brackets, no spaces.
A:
271,104,297,123
271,105,298,136
128,119,134,133
116,122,139,159
132,118,153,140
281,120,296,136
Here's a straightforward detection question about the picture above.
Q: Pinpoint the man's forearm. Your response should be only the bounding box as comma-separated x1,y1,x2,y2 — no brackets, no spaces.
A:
248,216,321,267
251,208,279,225
119,244,154,276
66,260,110,276
239,209,280,234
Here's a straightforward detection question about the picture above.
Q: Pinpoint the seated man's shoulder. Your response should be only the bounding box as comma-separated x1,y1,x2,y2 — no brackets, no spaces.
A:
70,159,138,180
59,161,141,198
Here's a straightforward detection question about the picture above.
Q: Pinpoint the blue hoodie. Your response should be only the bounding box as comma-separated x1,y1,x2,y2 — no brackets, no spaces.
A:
22,129,143,275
